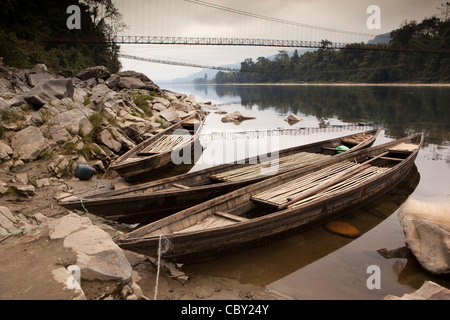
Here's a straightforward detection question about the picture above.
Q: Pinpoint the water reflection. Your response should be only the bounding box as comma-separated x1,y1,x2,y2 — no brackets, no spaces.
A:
192,84,450,144
182,165,420,288
162,84,450,298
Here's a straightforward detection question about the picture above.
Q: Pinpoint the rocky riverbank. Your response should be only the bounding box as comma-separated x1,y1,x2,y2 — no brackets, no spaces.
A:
0,61,286,300
1,61,449,300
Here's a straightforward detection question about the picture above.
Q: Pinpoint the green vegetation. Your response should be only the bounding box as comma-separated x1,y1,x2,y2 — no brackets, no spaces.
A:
37,149,55,160
88,111,104,132
0,0,124,73
214,7,450,84
132,93,154,117
1,109,26,122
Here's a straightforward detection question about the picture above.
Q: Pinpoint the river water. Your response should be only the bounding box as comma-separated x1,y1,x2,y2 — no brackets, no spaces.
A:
161,84,450,300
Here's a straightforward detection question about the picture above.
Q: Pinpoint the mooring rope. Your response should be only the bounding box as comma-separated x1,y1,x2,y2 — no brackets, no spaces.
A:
80,199,120,238
154,234,163,300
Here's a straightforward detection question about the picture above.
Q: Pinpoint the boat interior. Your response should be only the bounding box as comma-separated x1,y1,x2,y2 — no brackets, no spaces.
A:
140,140,421,238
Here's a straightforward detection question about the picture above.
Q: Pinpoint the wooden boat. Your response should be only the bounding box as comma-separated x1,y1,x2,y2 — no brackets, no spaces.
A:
109,113,205,182
59,129,381,224
115,133,424,263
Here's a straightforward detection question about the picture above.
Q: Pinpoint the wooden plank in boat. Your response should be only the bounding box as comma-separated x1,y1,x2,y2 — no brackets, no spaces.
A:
214,211,249,222
251,163,390,209
388,143,417,154
210,152,331,182
138,134,192,156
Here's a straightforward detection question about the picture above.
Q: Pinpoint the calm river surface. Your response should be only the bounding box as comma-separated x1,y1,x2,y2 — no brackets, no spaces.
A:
162,84,450,300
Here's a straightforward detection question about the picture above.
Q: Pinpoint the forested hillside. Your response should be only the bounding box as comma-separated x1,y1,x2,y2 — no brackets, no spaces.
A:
0,0,123,72
214,7,450,84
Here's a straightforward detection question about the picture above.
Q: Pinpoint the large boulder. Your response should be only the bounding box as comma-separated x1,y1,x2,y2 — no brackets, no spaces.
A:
0,97,10,111
116,71,162,93
26,64,57,87
48,213,132,282
45,106,94,137
398,198,450,274
23,79,74,107
77,66,111,81
159,108,181,124
117,77,147,90
11,126,49,161
99,129,122,153
0,141,13,161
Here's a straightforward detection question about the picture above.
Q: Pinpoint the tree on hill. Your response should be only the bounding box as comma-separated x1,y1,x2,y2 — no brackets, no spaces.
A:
0,0,124,72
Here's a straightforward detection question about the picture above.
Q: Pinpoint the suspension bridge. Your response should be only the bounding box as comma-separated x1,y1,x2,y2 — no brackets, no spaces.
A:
53,0,450,70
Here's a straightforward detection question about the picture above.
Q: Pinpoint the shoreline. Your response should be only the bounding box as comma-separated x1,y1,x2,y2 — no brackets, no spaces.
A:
169,82,450,87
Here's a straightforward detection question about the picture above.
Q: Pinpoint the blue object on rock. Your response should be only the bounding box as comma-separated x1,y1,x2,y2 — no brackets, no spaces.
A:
74,164,95,180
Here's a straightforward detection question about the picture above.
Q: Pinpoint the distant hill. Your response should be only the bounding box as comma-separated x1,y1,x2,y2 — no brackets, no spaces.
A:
170,62,241,84
368,32,392,45
169,48,314,84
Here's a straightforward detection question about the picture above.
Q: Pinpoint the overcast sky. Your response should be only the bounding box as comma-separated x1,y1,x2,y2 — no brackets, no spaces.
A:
116,0,445,83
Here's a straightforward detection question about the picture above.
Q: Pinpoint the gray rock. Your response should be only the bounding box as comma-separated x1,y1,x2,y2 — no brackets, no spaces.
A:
221,111,256,124
48,213,132,282
45,106,93,137
26,72,57,87
109,127,135,151
170,101,195,112
7,95,26,107
0,206,18,233
77,66,111,81
100,129,122,153
152,102,167,112
49,126,72,144
117,70,151,82
105,74,120,89
11,126,49,161
117,77,147,90
159,108,181,123
16,185,36,197
0,97,9,111
398,198,450,274
0,141,13,161
35,178,50,188
14,173,28,185
285,113,302,123
23,79,74,107
385,281,450,300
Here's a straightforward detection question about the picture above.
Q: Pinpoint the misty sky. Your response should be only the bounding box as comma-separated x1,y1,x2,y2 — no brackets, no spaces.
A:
116,0,445,82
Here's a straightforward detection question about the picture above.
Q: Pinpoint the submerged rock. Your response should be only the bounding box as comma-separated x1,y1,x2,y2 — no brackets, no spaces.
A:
323,220,360,238
221,111,256,124
285,113,302,124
